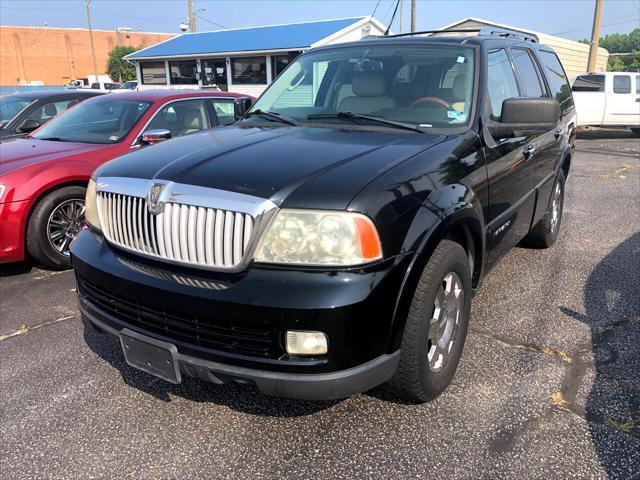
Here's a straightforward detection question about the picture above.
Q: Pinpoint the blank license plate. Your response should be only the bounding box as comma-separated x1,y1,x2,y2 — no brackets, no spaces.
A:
119,329,181,384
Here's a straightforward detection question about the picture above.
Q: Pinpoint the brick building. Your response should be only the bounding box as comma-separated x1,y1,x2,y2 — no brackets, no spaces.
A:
0,26,175,86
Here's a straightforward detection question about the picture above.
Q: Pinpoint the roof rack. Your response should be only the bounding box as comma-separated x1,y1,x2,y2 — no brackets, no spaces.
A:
379,27,538,43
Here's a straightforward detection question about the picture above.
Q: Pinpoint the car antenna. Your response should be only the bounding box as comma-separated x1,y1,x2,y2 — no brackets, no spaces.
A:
383,0,401,36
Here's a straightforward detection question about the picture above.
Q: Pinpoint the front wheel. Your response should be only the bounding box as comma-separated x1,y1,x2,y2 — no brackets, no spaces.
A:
387,239,472,403
523,170,565,248
26,186,86,269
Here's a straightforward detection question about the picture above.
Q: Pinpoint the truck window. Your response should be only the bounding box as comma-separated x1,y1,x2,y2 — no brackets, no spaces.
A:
637,75,640,93
487,49,520,119
572,74,605,92
613,75,631,94
537,50,574,115
511,48,544,97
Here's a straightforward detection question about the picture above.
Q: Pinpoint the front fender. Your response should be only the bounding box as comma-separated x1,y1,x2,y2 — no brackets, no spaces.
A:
387,183,486,351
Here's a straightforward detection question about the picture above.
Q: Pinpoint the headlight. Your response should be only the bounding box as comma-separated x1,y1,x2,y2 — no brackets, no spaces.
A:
254,209,382,266
85,179,102,231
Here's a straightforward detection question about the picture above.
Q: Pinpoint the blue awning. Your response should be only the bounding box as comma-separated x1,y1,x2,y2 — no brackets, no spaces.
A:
127,17,366,60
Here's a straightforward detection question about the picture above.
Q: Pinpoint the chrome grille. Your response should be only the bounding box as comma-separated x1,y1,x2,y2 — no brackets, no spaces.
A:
97,191,256,269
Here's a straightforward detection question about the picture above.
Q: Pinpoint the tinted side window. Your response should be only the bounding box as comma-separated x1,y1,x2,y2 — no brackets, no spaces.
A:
511,48,544,97
537,50,574,115
613,75,631,94
636,75,640,93
572,75,605,92
487,49,520,119
208,98,235,125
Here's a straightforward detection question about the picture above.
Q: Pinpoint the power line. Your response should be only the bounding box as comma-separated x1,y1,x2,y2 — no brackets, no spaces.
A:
371,0,382,17
195,13,228,30
384,0,401,35
552,18,640,36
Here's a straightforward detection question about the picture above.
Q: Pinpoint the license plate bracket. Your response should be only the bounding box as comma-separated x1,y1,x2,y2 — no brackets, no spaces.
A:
119,329,181,384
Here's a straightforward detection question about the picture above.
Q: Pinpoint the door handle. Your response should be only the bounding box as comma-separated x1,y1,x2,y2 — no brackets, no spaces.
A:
554,126,564,139
523,143,536,159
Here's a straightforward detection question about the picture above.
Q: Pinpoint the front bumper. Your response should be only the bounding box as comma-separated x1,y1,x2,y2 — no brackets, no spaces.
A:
81,303,400,400
72,229,410,399
0,200,29,263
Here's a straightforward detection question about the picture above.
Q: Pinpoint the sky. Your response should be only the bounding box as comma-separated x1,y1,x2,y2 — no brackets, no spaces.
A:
0,0,638,41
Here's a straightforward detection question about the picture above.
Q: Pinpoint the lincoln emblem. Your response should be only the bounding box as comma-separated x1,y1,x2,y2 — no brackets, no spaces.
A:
147,183,166,215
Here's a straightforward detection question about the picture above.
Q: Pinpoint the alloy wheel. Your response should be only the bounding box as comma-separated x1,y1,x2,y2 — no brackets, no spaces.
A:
427,271,464,371
47,199,85,256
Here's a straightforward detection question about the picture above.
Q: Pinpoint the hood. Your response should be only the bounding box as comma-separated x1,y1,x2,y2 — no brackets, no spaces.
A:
0,138,106,176
95,124,444,210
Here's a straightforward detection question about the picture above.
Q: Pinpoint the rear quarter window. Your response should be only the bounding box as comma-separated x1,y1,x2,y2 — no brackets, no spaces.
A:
537,50,574,115
613,75,631,94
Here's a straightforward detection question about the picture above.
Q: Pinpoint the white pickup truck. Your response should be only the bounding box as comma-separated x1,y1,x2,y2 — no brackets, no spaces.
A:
571,72,640,135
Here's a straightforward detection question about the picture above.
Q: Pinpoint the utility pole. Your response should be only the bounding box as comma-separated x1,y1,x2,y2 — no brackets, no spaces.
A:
410,0,416,33
399,0,403,33
85,0,99,82
587,0,603,72
188,0,196,33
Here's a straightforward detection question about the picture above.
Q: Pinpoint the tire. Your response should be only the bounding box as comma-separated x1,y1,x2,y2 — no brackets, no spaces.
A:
631,128,640,137
387,239,472,403
26,186,86,269
523,170,565,248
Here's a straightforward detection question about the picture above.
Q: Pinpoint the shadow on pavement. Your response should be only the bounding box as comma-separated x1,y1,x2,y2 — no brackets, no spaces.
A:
83,324,340,417
561,232,640,478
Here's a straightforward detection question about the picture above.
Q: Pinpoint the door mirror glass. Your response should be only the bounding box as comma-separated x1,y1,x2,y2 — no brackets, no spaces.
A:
18,119,40,133
234,97,253,120
141,128,171,145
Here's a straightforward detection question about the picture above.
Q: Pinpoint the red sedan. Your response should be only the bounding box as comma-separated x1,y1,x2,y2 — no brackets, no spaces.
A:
0,90,253,268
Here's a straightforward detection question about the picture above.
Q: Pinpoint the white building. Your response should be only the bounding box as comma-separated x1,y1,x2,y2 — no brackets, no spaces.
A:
126,16,387,97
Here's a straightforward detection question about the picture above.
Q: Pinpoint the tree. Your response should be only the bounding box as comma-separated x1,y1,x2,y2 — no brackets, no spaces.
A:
106,46,137,83
607,55,625,71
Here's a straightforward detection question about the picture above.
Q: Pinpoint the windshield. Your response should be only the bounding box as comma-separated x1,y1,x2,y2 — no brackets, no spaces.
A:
0,96,34,125
250,44,476,129
33,96,152,144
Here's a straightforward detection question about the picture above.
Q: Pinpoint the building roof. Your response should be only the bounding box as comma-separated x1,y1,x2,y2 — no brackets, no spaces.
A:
126,17,369,60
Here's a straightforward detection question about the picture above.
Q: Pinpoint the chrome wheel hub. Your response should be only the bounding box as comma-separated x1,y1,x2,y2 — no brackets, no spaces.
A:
47,199,85,256
428,272,463,371
550,182,562,232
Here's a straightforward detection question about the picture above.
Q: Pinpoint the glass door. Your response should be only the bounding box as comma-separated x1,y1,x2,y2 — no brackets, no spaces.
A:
202,59,228,91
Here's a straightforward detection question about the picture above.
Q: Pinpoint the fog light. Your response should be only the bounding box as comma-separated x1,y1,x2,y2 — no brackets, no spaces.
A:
286,330,328,356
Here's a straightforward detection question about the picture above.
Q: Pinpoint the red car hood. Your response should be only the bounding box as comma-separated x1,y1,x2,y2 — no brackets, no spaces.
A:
0,138,107,176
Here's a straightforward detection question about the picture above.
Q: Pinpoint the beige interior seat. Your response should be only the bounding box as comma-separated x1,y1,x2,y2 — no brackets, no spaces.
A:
451,75,467,112
338,71,394,114
179,107,205,135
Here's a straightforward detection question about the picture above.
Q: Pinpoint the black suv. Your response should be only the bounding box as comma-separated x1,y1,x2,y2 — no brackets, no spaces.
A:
72,29,576,402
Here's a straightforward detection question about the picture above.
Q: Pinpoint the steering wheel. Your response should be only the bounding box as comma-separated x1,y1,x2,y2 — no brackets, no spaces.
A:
409,96,451,109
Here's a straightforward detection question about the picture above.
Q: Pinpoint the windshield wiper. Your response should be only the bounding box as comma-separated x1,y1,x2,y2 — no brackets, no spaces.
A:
307,111,427,133
37,136,68,142
243,109,299,126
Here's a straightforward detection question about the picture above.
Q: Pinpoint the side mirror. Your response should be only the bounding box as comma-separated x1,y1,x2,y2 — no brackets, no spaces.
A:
18,119,40,133
141,129,171,145
489,97,559,137
234,97,253,120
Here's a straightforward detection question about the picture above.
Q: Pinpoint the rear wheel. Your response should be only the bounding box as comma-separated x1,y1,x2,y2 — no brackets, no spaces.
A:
523,170,565,248
26,186,86,269
387,239,472,403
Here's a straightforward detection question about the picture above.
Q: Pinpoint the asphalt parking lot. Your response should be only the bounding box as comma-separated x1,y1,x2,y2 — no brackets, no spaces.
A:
1,130,639,479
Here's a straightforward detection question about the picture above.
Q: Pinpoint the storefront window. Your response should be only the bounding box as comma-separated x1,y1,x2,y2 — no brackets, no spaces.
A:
140,61,167,85
271,52,301,78
169,60,198,85
202,59,227,90
231,57,267,84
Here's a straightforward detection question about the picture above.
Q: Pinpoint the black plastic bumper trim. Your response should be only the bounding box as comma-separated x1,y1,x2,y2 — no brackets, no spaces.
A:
80,301,401,401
